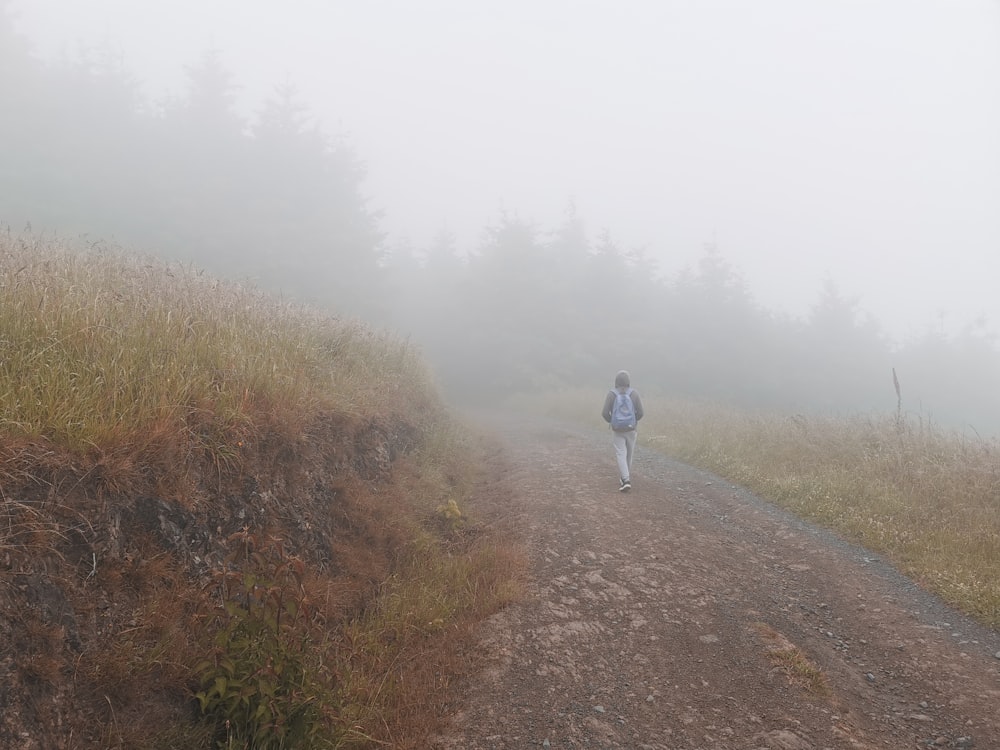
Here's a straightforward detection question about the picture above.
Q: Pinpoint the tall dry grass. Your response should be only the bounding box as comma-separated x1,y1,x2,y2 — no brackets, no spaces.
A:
511,388,1000,630
0,232,435,494
645,399,1000,627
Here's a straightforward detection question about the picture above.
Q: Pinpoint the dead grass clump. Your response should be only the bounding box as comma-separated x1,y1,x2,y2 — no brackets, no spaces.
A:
752,622,831,697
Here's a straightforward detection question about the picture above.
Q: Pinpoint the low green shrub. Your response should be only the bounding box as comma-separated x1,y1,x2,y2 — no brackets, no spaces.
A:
195,532,340,750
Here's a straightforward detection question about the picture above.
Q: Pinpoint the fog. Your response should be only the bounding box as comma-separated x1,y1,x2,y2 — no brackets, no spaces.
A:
4,1,1000,431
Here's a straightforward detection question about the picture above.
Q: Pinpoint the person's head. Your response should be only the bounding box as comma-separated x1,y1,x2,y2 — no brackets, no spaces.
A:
614,370,630,388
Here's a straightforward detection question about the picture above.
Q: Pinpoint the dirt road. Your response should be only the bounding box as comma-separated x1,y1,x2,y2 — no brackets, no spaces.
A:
434,418,1000,750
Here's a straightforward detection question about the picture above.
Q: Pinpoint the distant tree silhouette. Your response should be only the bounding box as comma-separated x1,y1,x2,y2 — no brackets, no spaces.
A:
665,244,765,401
152,50,252,269
174,50,244,137
0,15,146,240
799,279,891,413
382,229,470,384
246,82,385,315
0,20,386,318
893,317,1000,433
0,3,46,230
577,229,646,380
542,208,603,382
459,215,552,394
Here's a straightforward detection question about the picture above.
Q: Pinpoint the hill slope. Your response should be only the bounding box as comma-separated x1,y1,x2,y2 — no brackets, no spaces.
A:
0,235,523,748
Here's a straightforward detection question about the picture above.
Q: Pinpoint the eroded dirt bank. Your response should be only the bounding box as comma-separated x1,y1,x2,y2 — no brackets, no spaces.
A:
435,417,1000,750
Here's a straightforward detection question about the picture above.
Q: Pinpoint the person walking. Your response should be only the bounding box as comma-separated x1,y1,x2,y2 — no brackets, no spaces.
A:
601,370,644,492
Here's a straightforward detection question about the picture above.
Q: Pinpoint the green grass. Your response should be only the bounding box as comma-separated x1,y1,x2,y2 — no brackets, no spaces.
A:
511,388,1000,630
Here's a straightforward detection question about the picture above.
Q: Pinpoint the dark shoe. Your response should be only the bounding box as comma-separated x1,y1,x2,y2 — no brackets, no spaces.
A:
620,478,631,493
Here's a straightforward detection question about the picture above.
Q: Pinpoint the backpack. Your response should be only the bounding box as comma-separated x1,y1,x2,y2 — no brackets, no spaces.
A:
610,387,636,431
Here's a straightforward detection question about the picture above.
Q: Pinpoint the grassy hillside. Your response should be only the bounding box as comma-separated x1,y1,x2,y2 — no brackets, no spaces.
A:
515,387,1000,631
0,233,525,749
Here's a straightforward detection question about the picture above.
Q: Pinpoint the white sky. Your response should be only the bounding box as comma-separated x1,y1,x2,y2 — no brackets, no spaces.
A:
10,0,1000,342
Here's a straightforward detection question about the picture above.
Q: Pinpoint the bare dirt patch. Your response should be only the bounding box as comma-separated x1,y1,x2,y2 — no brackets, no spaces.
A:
435,416,1000,749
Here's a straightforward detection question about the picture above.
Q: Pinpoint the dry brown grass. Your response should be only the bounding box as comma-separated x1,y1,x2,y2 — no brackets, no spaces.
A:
327,424,527,748
751,622,830,696
0,233,526,748
0,232,435,501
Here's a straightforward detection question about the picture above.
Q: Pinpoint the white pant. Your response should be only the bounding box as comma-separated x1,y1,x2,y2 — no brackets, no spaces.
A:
612,429,637,481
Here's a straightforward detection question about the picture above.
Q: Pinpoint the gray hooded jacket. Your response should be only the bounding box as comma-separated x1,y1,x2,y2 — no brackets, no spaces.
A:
601,370,644,429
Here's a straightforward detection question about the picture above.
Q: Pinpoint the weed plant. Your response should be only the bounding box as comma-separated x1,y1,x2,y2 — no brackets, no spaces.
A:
194,531,338,750
510,388,1000,630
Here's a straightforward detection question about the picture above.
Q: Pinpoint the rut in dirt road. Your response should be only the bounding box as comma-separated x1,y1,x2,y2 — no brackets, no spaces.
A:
435,418,1000,750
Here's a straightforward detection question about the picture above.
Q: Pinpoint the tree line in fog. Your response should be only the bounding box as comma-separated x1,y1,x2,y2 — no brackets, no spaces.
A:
382,218,1000,434
3,5,999,434
1,4,382,316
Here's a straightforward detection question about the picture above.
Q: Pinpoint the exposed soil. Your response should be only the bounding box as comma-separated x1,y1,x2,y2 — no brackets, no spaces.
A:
435,416,1000,750
0,413,423,749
